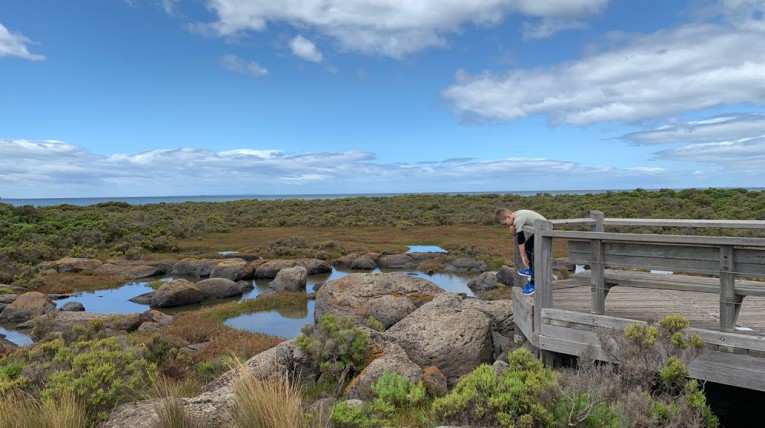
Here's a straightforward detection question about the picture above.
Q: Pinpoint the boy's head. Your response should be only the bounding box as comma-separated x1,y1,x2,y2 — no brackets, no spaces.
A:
494,208,514,226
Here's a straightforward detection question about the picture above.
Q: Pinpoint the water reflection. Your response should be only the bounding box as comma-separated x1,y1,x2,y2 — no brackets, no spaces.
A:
407,245,447,253
1,323,32,346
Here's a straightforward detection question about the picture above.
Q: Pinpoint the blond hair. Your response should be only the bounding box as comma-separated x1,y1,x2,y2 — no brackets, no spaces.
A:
494,208,512,224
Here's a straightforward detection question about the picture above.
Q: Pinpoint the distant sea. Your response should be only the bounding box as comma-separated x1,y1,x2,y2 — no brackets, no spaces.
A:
2,188,760,207
0,190,609,207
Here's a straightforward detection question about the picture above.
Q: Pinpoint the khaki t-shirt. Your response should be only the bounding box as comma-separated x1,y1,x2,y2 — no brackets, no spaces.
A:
513,210,546,237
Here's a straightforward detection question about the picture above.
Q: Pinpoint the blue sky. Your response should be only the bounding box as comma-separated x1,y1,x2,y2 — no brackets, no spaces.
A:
1,0,765,198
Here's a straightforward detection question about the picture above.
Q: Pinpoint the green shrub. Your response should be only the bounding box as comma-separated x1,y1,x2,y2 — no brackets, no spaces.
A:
296,313,369,388
432,349,557,427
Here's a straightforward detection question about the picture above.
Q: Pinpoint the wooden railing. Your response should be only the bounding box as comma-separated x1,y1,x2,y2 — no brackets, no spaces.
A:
514,212,765,334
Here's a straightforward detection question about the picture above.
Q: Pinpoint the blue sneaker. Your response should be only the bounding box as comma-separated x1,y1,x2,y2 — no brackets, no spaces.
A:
518,268,533,278
521,283,535,296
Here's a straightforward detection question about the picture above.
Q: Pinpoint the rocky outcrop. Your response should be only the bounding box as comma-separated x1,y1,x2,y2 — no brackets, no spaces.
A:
461,298,514,337
467,271,499,291
34,257,103,274
443,257,489,274
31,311,149,338
314,273,444,327
171,258,219,278
151,279,203,308
269,266,308,292
385,293,494,382
95,263,166,280
254,260,298,278
0,291,56,322
195,278,244,299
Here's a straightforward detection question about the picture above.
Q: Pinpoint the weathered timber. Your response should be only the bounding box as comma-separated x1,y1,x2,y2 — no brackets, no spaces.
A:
572,270,765,297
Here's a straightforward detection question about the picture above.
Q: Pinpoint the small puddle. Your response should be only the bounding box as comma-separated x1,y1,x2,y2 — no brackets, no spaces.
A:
1,324,33,346
407,245,447,253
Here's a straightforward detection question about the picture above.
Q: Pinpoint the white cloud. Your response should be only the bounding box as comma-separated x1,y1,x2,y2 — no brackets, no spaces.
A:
654,135,765,172
202,0,608,58
220,54,268,78
0,23,45,61
290,35,323,62
522,18,587,40
621,113,765,144
442,15,765,125
0,138,736,198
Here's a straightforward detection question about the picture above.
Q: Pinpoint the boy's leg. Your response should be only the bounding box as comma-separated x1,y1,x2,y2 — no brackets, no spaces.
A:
525,235,535,283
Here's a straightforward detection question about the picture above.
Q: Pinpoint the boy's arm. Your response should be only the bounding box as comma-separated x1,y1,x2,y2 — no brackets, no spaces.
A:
517,230,529,268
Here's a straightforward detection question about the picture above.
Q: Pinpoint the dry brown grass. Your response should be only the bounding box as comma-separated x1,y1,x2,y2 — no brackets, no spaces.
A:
164,225,570,264
0,391,87,428
226,359,307,428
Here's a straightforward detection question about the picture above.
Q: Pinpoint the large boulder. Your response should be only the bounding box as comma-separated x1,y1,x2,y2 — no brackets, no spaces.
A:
443,257,488,274
0,291,56,322
269,266,308,292
385,293,494,382
314,273,444,327
151,279,203,308
195,278,244,299
95,263,166,280
210,258,254,281
298,258,333,275
461,298,514,337
59,301,85,312
467,272,499,291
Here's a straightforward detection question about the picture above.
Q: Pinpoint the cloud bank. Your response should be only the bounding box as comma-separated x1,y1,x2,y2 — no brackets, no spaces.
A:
202,0,608,58
442,13,765,125
3,138,763,199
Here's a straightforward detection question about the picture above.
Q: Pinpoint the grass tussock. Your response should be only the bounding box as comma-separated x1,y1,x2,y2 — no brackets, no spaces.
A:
153,398,206,428
227,359,307,428
0,391,87,428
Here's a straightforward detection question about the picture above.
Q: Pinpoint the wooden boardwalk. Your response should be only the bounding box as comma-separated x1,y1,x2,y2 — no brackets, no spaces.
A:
512,213,765,392
542,281,765,335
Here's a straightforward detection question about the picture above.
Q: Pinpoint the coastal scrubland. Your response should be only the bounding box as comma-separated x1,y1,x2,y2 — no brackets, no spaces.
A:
2,188,764,285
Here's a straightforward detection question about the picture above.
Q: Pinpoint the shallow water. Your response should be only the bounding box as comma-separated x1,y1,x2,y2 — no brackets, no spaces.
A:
2,263,477,345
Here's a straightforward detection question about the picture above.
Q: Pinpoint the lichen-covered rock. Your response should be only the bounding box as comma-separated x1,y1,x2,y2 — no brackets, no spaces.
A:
314,273,443,328
461,298,514,337
377,253,417,269
171,258,219,278
333,253,380,270
0,291,56,322
386,293,494,382
151,279,203,308
34,257,103,274
32,311,145,338
421,366,448,397
366,295,416,329
254,260,298,279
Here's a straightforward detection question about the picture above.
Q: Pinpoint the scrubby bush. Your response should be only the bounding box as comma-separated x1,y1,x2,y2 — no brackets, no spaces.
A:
296,313,369,393
432,348,558,427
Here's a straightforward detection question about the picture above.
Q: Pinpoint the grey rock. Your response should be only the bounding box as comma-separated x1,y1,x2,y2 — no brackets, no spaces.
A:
254,260,297,279
377,253,417,269
367,295,416,329
344,353,422,400
467,272,499,291
196,278,243,299
386,293,494,382
59,301,85,312
269,266,308,292
496,265,514,286
151,279,203,308
210,258,253,281
130,292,154,305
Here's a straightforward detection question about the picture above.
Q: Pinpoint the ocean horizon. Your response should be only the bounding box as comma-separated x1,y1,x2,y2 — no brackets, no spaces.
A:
1,188,761,207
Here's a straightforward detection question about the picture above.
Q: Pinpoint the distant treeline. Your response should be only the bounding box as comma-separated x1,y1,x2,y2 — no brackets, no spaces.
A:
1,188,764,283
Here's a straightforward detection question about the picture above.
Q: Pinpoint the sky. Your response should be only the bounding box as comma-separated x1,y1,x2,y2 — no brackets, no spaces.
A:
1,0,765,198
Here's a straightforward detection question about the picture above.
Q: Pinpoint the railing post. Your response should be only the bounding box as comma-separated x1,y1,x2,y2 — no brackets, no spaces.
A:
590,211,606,315
534,219,554,365
719,245,741,332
